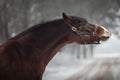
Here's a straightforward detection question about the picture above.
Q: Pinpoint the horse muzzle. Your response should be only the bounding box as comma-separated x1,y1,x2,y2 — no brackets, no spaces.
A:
99,27,111,41
100,36,110,41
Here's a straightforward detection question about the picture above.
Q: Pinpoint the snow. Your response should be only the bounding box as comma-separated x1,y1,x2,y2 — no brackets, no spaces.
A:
94,53,120,58
115,8,120,16
43,53,95,80
114,18,120,26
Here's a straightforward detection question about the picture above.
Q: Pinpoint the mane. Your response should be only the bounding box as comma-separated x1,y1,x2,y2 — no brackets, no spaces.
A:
10,18,64,40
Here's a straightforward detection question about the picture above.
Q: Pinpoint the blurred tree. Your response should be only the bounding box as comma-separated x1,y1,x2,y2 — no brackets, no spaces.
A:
0,0,9,42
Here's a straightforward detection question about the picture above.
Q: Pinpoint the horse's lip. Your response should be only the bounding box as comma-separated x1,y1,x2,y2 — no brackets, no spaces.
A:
78,40,101,44
88,41,101,44
100,37,109,41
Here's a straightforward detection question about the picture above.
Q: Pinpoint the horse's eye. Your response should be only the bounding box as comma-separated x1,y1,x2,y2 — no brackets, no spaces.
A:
79,20,87,26
77,21,82,23
85,28,92,33
80,22,86,25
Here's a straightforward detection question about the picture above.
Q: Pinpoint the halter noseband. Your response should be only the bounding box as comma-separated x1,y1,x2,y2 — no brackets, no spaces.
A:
64,20,100,44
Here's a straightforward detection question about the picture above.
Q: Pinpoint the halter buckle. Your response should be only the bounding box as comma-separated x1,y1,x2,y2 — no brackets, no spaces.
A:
92,32,96,36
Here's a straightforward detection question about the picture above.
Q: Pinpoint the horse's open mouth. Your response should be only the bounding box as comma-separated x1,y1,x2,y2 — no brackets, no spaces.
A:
87,36,110,44
88,40,100,44
100,36,110,41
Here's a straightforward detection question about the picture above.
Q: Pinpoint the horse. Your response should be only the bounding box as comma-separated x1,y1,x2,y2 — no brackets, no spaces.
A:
0,13,111,80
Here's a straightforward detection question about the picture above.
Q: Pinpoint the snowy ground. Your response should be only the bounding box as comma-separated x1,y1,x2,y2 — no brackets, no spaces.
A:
94,53,120,58
66,58,120,80
43,54,120,80
43,53,96,80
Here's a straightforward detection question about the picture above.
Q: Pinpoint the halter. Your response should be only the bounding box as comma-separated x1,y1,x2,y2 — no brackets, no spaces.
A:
64,21,100,44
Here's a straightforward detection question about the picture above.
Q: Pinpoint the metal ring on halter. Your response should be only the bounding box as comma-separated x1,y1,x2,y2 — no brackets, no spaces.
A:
71,27,77,31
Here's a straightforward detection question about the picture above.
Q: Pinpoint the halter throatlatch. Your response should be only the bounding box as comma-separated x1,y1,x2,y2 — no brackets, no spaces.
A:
64,20,100,44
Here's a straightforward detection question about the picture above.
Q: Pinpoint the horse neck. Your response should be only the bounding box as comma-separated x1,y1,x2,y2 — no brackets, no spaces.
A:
14,20,70,65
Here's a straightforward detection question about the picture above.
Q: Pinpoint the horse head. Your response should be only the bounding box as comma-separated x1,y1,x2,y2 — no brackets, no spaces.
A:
63,13,111,44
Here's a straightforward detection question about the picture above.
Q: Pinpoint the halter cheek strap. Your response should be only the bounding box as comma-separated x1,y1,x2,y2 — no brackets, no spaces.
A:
69,26,87,44
64,20,100,44
64,20,87,44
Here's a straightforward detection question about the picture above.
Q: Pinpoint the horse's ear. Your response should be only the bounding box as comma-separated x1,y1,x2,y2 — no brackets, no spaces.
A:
62,12,71,23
